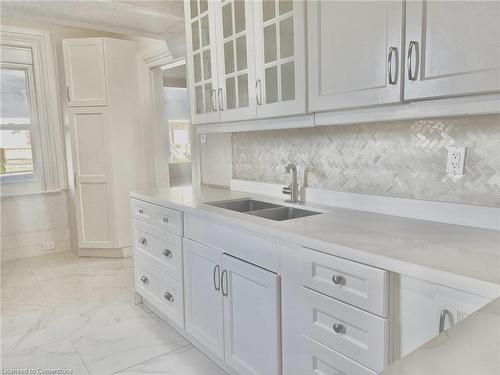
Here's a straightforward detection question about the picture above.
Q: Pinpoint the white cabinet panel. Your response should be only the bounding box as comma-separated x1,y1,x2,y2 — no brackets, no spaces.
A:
185,0,220,124
63,38,107,106
405,1,500,100
254,0,307,118
308,1,403,111
130,199,183,236
183,239,224,359
222,253,280,375
69,107,115,248
215,0,257,121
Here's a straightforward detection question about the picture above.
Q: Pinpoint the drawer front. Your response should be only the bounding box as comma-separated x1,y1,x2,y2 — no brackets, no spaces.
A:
303,336,376,375
301,247,388,316
302,287,387,372
135,257,184,327
184,213,279,272
133,220,182,282
131,198,183,236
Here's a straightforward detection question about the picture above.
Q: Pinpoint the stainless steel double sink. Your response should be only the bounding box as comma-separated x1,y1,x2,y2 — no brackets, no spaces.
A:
206,198,322,221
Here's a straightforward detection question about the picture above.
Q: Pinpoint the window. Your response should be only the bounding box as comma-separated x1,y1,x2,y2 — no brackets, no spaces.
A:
0,66,36,182
169,121,191,163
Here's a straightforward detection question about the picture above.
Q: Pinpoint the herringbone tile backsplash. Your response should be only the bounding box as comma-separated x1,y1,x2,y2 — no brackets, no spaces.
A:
232,114,500,207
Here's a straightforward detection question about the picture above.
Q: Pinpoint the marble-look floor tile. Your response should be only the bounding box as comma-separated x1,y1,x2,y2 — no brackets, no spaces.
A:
1,339,90,375
115,345,227,375
73,315,189,374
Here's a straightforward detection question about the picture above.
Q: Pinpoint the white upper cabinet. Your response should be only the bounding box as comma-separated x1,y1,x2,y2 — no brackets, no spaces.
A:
185,0,220,124
254,0,307,118
63,38,107,106
215,0,256,122
404,1,500,100
308,1,404,112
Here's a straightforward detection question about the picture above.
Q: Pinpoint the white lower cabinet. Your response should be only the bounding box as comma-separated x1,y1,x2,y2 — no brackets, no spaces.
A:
183,238,281,375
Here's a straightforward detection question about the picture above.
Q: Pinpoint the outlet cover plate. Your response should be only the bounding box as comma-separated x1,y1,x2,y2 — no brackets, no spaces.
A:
446,146,466,176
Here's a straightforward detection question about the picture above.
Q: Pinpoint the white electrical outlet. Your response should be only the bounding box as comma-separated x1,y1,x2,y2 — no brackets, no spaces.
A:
200,133,206,143
446,146,466,176
42,241,56,251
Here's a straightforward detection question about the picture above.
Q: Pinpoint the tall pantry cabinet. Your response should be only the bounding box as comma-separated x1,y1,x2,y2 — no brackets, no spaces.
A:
63,38,147,256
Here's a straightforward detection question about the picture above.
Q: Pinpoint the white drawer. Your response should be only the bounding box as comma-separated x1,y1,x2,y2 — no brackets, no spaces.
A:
184,213,279,272
302,287,388,372
135,257,184,327
132,220,183,282
131,198,183,236
301,247,388,316
303,335,376,375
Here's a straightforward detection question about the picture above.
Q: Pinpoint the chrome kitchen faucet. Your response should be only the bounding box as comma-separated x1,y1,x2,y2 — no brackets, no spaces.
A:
282,163,299,203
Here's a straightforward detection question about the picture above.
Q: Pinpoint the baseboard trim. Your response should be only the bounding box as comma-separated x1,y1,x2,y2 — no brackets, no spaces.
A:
230,179,500,230
78,246,132,258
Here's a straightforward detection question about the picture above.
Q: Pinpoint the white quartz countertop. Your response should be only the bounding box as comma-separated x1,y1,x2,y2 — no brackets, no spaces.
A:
381,295,500,375
131,186,500,296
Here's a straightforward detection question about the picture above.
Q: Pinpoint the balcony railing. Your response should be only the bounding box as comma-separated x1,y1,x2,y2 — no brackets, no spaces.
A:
0,147,33,174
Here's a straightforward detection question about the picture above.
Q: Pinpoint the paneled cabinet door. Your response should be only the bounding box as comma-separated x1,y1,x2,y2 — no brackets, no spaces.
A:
222,254,281,375
215,0,257,122
254,0,307,118
185,0,220,124
404,1,500,100
68,107,115,248
308,1,403,112
63,38,107,106
183,239,224,359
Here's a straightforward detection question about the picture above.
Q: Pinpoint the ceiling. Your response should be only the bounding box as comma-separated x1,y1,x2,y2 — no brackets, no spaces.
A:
0,0,185,40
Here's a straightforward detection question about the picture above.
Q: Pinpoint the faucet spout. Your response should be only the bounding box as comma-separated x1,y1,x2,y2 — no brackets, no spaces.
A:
283,163,299,203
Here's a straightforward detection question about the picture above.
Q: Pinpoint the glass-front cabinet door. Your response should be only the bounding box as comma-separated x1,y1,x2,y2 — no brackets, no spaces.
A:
185,0,220,124
215,0,257,122
254,0,306,118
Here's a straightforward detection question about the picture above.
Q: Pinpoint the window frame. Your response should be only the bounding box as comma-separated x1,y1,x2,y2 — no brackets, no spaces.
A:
1,62,44,192
1,26,66,197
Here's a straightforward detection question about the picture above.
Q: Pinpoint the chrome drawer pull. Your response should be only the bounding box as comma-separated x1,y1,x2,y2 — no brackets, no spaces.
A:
439,309,452,333
140,275,149,285
162,217,169,224
139,237,148,246
164,292,174,302
332,323,345,334
138,208,144,215
163,249,173,258
332,275,345,285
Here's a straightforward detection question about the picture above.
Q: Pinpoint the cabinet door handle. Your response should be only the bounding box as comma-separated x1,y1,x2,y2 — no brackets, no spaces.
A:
211,89,217,111
332,323,345,334
407,40,419,81
387,46,398,85
73,173,78,189
164,291,174,302
140,275,149,285
256,79,262,105
332,275,345,285
217,88,224,111
439,309,452,333
213,264,221,291
138,208,144,215
221,269,228,296
163,249,172,258
162,216,169,224
66,86,71,103
139,237,147,246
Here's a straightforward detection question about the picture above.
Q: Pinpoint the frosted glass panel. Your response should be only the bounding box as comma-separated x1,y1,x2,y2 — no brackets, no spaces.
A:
191,20,200,51
234,0,246,33
236,36,247,71
204,83,213,113
202,50,211,80
222,3,233,38
281,62,295,101
195,85,203,113
280,17,294,59
279,0,293,15
264,24,277,63
265,66,278,104
226,77,236,109
263,0,275,21
190,0,198,19
201,15,210,47
224,40,235,74
238,74,249,107
193,53,202,82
